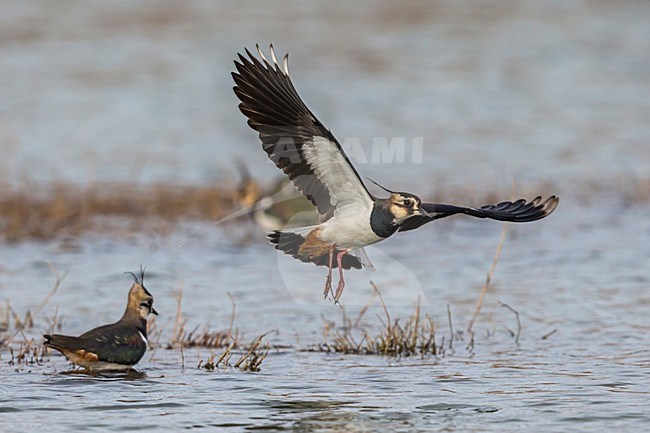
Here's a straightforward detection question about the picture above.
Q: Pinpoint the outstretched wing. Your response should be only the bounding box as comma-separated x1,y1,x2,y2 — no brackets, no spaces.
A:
398,195,559,232
232,45,374,222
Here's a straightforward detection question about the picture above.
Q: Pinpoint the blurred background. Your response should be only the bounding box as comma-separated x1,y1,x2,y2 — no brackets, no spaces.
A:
1,0,647,194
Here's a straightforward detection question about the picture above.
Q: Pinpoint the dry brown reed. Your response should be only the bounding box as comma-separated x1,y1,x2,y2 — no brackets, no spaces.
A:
467,223,507,334
165,283,269,372
0,303,9,335
541,329,558,340
1,263,64,352
167,285,238,350
498,301,521,345
197,334,270,372
307,283,443,358
234,334,270,372
7,340,47,367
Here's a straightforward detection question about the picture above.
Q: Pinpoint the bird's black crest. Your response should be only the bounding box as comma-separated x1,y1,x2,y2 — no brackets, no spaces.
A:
124,265,146,286
367,178,395,194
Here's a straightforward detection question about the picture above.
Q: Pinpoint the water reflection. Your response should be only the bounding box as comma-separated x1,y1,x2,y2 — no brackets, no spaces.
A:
56,369,149,381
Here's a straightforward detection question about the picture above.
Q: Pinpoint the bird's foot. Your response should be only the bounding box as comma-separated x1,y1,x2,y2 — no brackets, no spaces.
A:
323,275,333,299
333,280,346,304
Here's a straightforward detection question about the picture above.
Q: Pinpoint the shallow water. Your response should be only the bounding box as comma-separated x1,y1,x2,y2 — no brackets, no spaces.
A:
1,201,649,432
3,349,649,432
1,0,650,431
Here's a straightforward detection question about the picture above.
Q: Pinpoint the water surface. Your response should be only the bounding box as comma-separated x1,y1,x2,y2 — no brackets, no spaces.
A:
1,1,649,431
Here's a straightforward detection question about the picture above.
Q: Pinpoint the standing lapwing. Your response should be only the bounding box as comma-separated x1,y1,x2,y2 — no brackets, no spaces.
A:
232,45,559,303
44,269,158,372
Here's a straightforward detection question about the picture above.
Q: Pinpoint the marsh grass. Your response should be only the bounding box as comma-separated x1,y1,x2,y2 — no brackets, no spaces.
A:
198,333,270,372
1,303,39,348
161,282,270,372
467,223,507,334
1,262,65,351
7,341,47,367
307,283,448,358
167,285,238,350
0,182,240,242
171,324,236,350
306,284,524,358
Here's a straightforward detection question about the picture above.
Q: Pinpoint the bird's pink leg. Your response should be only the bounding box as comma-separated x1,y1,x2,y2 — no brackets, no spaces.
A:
333,250,348,303
323,247,334,299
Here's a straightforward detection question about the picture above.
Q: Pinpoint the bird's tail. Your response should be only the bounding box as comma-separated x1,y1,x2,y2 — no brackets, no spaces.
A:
267,228,363,270
43,334,80,352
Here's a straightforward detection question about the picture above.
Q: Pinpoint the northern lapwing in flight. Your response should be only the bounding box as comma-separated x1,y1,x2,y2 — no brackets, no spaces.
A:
232,45,559,303
44,268,158,372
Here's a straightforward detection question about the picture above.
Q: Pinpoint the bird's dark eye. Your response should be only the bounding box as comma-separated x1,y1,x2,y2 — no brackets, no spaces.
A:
403,199,413,208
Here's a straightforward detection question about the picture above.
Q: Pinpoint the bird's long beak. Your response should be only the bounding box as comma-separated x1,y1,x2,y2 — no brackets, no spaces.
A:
416,206,433,218
151,307,159,316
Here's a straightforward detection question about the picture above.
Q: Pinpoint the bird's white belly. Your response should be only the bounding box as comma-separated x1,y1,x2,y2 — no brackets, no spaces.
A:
319,210,383,250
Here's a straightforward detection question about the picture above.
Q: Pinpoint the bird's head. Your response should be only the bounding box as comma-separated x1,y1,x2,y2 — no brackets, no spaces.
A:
387,192,432,224
367,179,432,225
125,267,158,320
